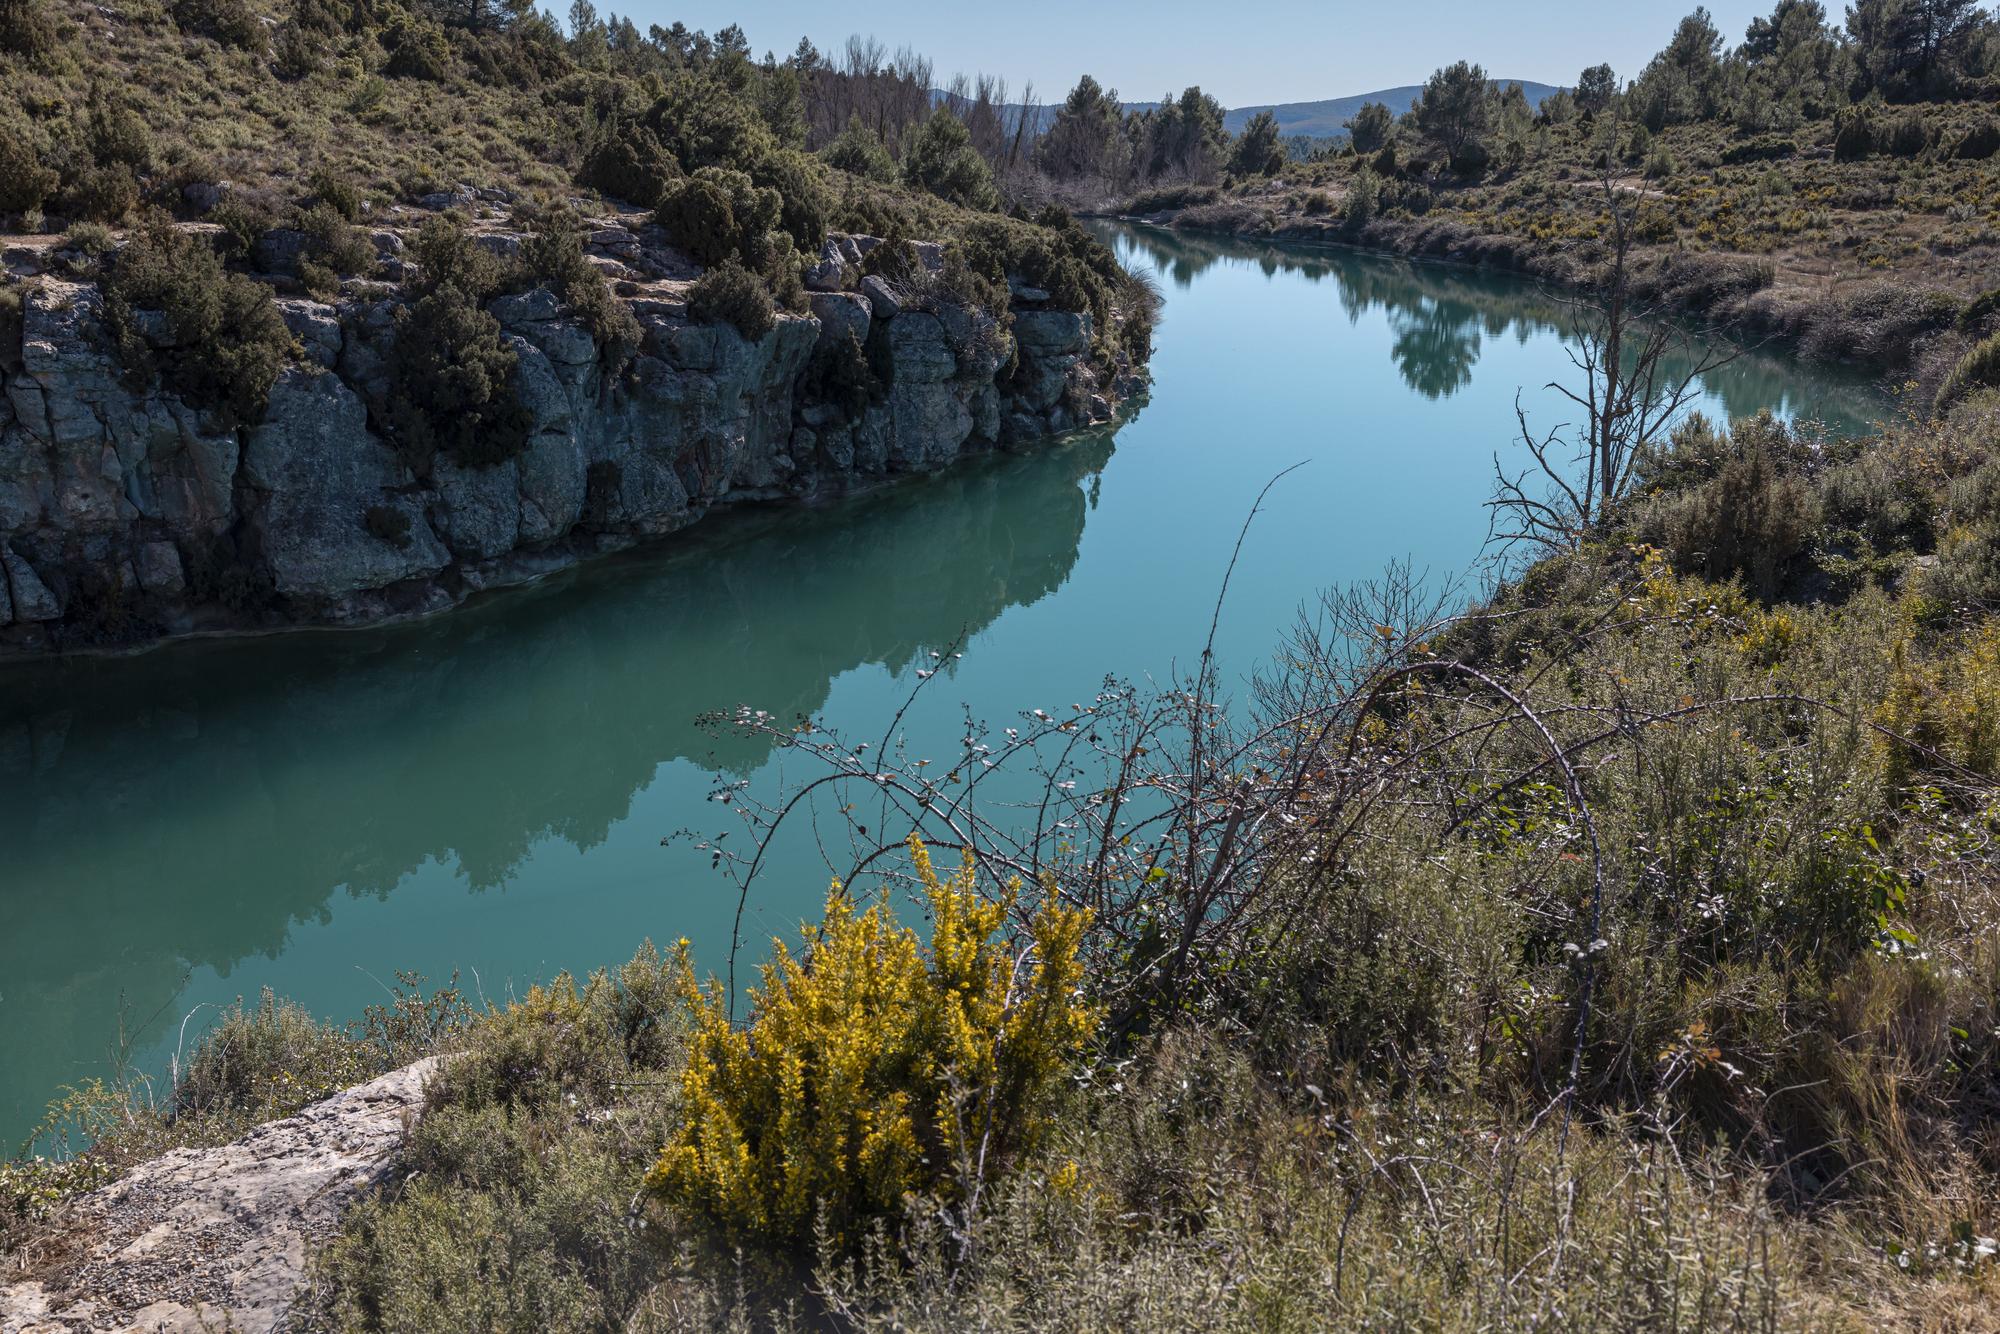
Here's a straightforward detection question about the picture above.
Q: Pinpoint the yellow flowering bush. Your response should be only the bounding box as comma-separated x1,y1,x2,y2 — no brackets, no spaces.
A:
1876,622,2000,786
646,837,1096,1254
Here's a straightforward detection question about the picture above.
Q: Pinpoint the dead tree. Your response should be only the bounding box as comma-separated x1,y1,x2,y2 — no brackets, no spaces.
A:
1489,131,1737,553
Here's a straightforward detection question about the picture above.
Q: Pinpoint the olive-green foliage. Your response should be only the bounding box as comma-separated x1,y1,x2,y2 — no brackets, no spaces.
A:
820,113,896,183
407,212,504,299
748,147,830,253
902,109,998,211
1637,414,1817,601
307,948,683,1332
1937,330,2000,412
1228,109,1284,178
685,257,772,340
957,212,1133,332
62,219,114,256
576,120,679,207
0,0,63,57
519,202,641,360
60,163,137,224
174,989,378,1125
643,71,772,174
307,165,364,222
653,165,778,267
388,283,528,470
296,200,376,297
0,125,57,215
1954,118,2000,161
169,0,261,47
104,216,295,426
1926,453,2000,610
653,172,736,265
381,11,452,81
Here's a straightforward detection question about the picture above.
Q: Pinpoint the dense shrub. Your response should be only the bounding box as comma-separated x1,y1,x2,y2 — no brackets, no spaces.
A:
387,284,529,469
654,166,777,267
381,12,451,81
406,212,504,299
747,147,830,252
104,216,294,425
174,990,375,1125
308,947,679,1331
1343,169,1378,232
1954,119,2000,161
1936,330,2000,412
643,71,772,174
520,203,641,361
0,0,59,54
1957,285,2000,336
306,165,363,221
1720,135,1795,164
296,200,375,297
577,120,679,207
60,163,138,224
1637,416,1815,601
1832,108,1874,161
819,113,896,183
902,109,998,211
1876,624,2000,783
1123,183,1220,214
169,0,261,48
1883,109,1931,158
646,839,1094,1255
0,126,57,216
684,257,772,340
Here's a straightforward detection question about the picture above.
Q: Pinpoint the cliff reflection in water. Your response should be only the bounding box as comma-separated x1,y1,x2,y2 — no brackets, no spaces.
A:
0,432,1113,1136
1106,222,1879,431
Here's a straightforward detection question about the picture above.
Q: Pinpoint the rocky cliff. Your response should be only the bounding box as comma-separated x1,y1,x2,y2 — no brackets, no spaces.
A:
0,225,1146,654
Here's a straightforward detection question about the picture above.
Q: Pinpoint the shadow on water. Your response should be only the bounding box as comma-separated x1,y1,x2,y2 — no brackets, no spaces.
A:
1104,221,1883,433
0,431,1113,1135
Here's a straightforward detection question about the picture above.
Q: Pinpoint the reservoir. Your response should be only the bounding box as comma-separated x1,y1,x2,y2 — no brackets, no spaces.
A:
0,223,1878,1143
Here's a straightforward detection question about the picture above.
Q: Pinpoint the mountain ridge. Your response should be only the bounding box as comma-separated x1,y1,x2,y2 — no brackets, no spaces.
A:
933,80,1564,141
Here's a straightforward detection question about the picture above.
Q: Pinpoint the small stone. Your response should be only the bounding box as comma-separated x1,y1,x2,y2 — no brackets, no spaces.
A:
490,288,561,326
859,274,902,319
804,239,847,292
471,232,523,261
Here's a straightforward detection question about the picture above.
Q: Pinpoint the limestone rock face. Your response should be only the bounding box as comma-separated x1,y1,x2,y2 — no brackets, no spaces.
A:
0,1059,438,1334
239,368,450,601
0,229,1145,653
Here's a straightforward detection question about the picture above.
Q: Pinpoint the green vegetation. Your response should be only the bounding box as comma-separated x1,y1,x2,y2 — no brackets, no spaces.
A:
685,257,773,340
1067,6,2000,387
103,215,297,426
2,976,465,1235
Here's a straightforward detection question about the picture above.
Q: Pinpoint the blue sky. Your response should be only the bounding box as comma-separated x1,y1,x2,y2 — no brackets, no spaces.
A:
611,1,1789,108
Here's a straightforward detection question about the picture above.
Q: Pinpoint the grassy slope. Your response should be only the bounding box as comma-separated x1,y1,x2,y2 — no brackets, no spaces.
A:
1138,105,2000,390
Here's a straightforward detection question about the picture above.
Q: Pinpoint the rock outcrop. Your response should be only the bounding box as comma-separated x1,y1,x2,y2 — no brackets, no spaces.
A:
0,228,1147,653
0,1059,436,1333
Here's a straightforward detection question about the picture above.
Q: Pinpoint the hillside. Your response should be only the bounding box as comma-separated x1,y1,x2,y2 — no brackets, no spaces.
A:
1219,79,1564,136
933,80,1563,145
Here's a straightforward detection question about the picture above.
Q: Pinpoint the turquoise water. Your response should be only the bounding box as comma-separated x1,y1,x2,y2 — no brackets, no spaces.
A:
0,224,1879,1144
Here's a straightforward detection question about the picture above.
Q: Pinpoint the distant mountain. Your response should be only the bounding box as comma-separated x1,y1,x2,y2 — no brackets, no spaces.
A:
1221,81,1565,138
934,81,1565,143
